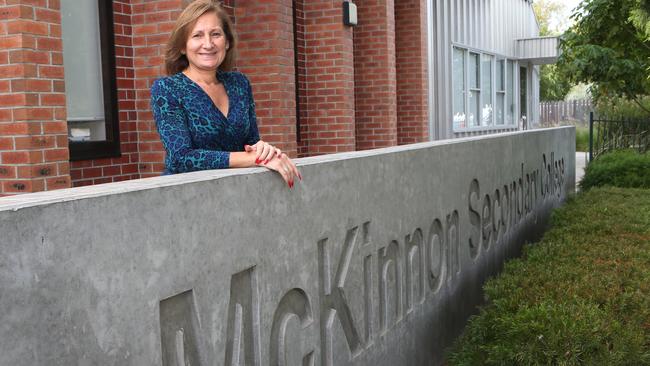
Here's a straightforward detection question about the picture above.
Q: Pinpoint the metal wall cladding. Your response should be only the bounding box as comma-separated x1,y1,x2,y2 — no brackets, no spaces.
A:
429,0,540,140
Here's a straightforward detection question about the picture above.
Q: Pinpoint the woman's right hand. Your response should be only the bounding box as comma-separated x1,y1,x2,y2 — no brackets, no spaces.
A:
263,153,301,188
245,140,281,164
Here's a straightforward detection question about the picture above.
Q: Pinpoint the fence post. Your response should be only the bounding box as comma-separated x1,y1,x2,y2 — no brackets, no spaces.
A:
589,112,594,161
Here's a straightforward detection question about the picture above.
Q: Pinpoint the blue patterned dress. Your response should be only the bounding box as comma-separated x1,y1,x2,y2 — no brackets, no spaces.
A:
150,71,260,174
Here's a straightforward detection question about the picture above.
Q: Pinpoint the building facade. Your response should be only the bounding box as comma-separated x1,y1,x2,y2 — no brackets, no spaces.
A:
0,0,555,195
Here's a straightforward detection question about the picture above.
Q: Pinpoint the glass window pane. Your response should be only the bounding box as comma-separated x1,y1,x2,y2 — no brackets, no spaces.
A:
497,60,505,91
469,53,479,89
506,60,515,125
61,0,106,142
481,54,493,126
469,90,480,127
496,93,504,125
452,48,466,129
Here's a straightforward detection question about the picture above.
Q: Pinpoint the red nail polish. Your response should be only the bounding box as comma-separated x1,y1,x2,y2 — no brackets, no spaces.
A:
255,158,260,164
298,172,303,181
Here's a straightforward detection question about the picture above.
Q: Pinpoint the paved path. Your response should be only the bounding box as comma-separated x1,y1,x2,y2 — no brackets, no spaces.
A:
576,151,588,190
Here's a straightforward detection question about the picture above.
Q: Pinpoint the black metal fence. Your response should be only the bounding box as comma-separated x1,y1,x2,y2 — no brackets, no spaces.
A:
589,112,650,160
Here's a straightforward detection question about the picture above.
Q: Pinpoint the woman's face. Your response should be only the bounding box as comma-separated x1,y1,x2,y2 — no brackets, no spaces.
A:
184,12,229,73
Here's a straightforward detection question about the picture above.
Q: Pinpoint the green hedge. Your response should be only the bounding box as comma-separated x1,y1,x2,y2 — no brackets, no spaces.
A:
580,150,650,190
446,187,650,365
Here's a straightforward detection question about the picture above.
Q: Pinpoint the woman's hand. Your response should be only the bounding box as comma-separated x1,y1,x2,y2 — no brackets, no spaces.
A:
263,153,301,188
245,140,281,164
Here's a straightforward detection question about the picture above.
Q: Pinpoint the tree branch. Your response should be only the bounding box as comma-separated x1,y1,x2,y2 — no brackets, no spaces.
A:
632,96,650,115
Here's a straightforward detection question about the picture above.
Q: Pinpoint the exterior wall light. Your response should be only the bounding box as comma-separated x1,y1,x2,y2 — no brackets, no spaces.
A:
343,1,357,26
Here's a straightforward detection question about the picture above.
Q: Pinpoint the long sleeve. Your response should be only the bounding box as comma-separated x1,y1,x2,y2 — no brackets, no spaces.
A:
243,75,261,146
151,79,230,173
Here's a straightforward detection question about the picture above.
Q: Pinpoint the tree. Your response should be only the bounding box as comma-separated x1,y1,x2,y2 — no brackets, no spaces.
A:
533,0,573,101
558,0,650,112
630,0,650,40
540,64,572,101
533,0,568,37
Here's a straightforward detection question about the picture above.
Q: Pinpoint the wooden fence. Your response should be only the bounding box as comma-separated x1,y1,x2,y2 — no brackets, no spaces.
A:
540,99,593,126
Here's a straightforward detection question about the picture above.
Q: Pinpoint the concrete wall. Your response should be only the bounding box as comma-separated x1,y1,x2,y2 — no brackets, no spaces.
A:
0,127,575,366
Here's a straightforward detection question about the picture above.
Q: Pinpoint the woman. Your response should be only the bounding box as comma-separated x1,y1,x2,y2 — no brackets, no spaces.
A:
151,0,300,188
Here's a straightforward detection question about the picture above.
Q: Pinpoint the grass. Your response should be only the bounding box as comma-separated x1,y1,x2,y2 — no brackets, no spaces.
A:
580,150,650,190
576,126,590,152
446,187,650,365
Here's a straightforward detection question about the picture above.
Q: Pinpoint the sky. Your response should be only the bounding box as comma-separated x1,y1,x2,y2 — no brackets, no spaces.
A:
549,0,583,33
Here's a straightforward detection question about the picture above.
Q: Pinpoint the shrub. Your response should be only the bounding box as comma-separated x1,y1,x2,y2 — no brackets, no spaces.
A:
446,187,650,365
580,149,650,190
595,95,650,120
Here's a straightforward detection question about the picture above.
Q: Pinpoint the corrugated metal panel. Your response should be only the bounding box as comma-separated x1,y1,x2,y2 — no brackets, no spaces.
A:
516,37,560,64
429,0,541,140
450,0,538,57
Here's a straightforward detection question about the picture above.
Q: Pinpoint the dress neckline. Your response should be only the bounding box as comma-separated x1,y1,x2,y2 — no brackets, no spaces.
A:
179,71,231,121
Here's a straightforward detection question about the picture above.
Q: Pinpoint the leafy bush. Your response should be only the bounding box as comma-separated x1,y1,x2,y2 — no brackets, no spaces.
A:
595,95,650,120
447,187,650,365
580,149,650,190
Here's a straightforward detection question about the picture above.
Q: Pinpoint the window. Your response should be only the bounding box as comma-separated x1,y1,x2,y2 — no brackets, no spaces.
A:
506,60,515,125
495,59,505,125
451,47,517,131
61,0,120,160
468,52,480,127
480,54,493,126
452,48,466,129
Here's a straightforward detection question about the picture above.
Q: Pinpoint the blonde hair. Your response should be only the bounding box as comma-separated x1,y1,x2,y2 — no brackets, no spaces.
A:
164,0,237,75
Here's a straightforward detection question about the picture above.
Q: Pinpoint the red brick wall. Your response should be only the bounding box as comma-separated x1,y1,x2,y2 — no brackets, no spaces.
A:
353,0,398,150
70,0,141,186
130,0,184,179
0,0,71,195
294,0,308,157
299,0,356,155
235,0,297,157
395,0,429,144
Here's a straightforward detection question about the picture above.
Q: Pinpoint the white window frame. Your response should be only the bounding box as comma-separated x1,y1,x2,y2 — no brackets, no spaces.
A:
468,51,481,128
495,58,506,125
451,44,518,133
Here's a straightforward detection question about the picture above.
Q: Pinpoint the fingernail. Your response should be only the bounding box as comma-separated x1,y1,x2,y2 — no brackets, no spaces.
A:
255,158,261,164
264,160,269,164
298,172,303,181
